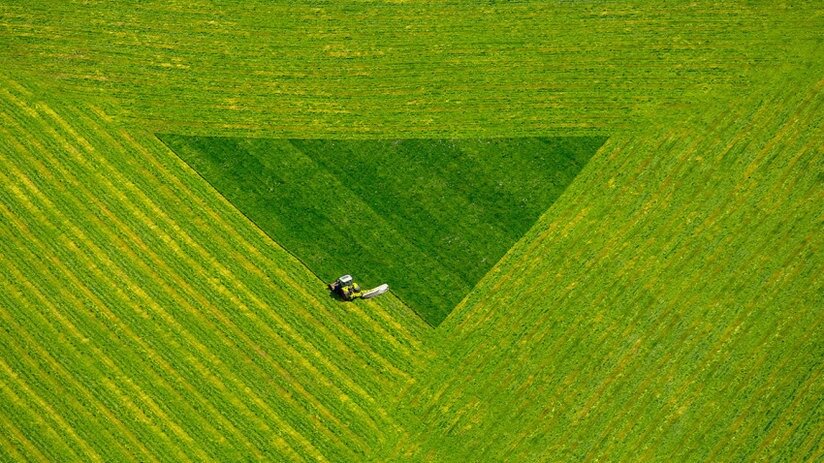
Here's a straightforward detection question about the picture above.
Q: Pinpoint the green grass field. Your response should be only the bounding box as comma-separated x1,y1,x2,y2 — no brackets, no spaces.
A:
158,136,603,325
1,1,822,461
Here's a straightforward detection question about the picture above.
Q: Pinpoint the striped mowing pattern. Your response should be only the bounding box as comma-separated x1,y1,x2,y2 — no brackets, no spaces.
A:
390,75,823,461
0,75,431,462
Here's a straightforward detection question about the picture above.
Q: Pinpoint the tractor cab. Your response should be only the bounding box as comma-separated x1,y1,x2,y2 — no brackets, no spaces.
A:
335,274,354,288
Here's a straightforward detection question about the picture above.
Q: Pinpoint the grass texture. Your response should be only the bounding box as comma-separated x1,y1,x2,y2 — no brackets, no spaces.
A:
0,1,821,461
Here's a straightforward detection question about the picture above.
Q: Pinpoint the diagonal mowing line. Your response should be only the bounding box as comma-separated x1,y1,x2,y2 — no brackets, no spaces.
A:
415,98,749,426
0,237,199,462
0,423,32,463
159,133,436,342
0,370,58,462
0,329,109,462
60,109,414,393
2,144,342,463
98,139,417,394
0,287,160,463
282,138,471,314
112,122,429,354
124,134,438,452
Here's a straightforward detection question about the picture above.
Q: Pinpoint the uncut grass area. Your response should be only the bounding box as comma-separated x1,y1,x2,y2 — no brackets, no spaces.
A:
159,136,605,325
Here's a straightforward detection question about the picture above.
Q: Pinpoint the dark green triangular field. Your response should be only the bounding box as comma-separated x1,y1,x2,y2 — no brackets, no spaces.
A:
159,136,605,325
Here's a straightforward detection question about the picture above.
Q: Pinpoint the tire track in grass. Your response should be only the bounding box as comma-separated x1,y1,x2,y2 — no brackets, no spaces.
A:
28,102,384,460
0,158,273,460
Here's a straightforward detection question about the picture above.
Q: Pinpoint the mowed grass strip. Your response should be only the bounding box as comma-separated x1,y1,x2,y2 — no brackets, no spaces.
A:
91,122,422,390
0,151,240,463
159,136,604,325
114,119,429,364
0,78,429,460
62,109,418,406
117,132,428,396
75,102,428,381
46,105,388,456
2,123,200,461
1,74,432,454
1,2,820,461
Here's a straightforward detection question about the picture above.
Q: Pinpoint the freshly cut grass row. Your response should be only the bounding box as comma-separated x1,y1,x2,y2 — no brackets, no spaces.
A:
108,124,428,378
0,184,207,461
0,76,429,461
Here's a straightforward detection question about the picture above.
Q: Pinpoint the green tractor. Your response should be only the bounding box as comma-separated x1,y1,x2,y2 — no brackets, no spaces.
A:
328,274,389,301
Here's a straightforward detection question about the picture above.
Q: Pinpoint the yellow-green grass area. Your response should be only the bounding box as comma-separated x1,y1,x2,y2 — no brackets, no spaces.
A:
388,75,823,461
0,1,822,461
0,2,819,137
0,74,431,462
157,136,604,326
